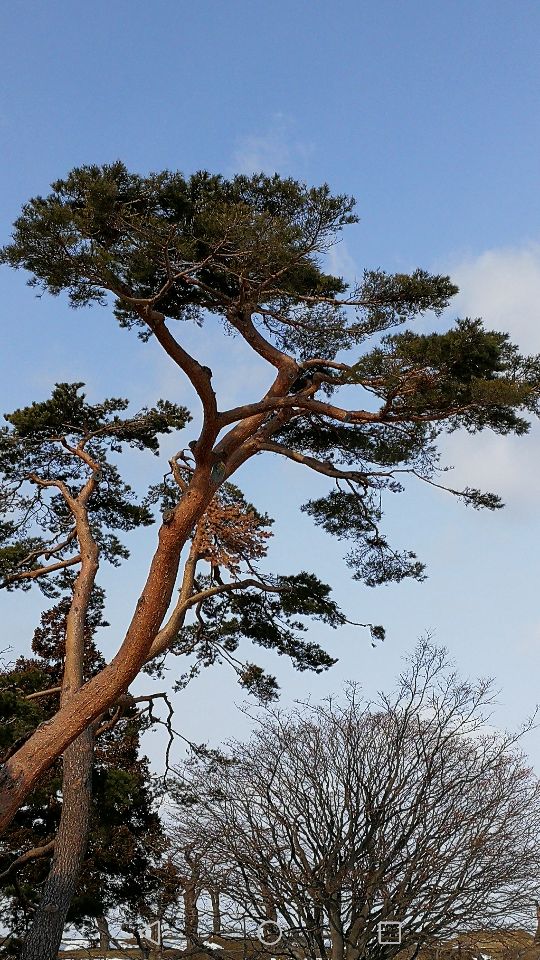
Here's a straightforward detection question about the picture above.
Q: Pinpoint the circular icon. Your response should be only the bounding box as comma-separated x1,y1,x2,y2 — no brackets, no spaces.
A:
256,920,283,946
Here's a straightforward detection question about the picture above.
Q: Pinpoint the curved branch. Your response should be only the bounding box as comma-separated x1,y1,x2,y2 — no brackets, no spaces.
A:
184,576,289,609
145,521,205,661
211,306,301,464
257,442,369,484
0,554,82,589
146,533,287,663
301,358,353,372
0,840,55,882
227,305,296,371
26,473,76,509
217,394,380,429
136,306,218,457
59,440,101,507
14,529,78,569
219,394,479,430
170,453,192,493
94,705,122,738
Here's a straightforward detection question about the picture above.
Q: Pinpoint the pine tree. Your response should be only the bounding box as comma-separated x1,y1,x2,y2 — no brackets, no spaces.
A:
0,381,347,958
0,162,538,838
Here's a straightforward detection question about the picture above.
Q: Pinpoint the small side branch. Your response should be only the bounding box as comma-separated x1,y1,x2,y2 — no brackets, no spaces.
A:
24,686,62,702
0,554,82,589
0,840,55,882
94,705,122,738
258,441,369,484
14,529,78,569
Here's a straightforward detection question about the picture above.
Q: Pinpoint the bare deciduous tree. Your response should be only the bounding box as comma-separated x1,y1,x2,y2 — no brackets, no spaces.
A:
172,644,540,960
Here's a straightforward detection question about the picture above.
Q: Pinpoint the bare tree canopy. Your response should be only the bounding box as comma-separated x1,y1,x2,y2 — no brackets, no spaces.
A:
171,644,540,960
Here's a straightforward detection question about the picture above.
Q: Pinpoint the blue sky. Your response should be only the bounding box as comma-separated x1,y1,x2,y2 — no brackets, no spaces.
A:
1,0,540,766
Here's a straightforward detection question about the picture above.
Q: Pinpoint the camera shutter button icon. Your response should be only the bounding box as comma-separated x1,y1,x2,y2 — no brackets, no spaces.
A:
256,921,284,946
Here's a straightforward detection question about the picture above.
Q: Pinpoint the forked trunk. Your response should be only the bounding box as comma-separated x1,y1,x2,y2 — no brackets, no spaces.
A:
0,473,216,834
21,501,98,960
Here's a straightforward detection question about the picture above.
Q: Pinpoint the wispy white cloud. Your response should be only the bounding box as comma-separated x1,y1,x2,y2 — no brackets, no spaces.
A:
441,243,540,510
450,243,540,352
442,425,540,512
327,240,359,286
231,114,313,176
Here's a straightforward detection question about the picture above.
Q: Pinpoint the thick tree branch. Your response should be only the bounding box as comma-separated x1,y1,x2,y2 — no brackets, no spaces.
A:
217,394,380,429
212,307,302,466
227,305,296,372
145,521,204,661
219,393,479,429
135,306,219,458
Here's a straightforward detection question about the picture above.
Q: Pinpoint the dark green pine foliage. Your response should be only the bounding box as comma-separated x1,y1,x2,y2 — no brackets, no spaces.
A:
144,478,356,700
0,164,352,325
0,382,191,592
0,597,164,956
2,162,539,587
0,378,356,699
170,571,344,702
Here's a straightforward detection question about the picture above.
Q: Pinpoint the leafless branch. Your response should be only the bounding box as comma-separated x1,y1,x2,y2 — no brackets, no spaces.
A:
24,686,62,702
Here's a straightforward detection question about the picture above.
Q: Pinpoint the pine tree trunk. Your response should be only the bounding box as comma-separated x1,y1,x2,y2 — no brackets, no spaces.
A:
20,727,94,960
20,500,99,960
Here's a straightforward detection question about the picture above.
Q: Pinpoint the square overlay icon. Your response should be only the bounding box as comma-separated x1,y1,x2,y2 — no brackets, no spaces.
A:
378,921,402,945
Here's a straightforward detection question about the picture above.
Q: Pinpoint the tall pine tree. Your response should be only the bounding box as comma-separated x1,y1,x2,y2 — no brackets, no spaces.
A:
1,162,539,837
